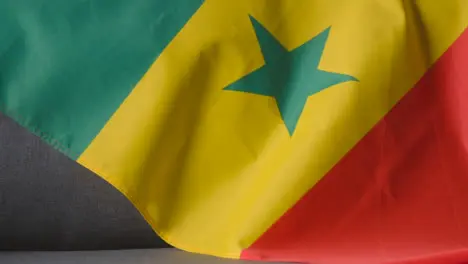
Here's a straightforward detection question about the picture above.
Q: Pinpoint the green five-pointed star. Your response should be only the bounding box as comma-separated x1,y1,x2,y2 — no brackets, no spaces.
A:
225,16,357,135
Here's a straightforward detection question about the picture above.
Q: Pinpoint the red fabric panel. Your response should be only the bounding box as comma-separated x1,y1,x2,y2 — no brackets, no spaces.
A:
242,28,468,264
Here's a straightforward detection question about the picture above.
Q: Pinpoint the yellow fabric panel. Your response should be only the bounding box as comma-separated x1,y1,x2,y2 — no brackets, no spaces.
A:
78,0,468,258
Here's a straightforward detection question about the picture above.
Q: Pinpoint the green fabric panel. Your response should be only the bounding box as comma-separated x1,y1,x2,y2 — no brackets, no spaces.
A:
0,0,203,159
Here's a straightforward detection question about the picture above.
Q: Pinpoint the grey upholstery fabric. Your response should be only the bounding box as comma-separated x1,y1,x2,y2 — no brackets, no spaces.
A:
0,249,279,264
0,114,168,250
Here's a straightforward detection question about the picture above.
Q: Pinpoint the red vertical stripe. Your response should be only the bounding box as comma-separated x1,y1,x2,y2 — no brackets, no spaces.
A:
242,28,468,264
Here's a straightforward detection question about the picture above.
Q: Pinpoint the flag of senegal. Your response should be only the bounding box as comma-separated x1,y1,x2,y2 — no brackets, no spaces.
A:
2,1,468,263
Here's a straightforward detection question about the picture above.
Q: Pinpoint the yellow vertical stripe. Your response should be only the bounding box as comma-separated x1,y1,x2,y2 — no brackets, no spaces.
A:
78,0,468,258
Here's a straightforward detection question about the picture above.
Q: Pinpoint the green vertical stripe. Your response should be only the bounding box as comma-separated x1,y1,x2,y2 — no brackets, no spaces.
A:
0,0,203,159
